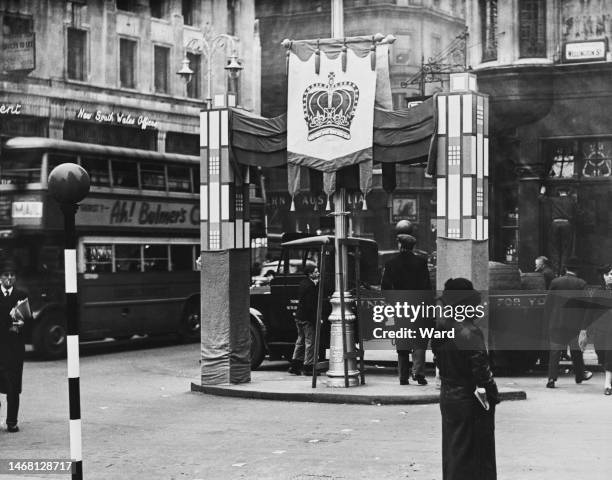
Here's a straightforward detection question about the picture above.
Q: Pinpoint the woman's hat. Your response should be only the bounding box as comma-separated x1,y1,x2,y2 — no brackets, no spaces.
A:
596,263,612,274
438,277,482,307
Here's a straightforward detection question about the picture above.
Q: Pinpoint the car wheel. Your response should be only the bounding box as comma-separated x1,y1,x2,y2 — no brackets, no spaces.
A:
179,301,201,343
250,322,265,370
33,312,67,360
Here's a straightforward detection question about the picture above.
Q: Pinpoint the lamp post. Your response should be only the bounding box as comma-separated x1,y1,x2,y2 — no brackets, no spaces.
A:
177,31,243,109
48,163,90,480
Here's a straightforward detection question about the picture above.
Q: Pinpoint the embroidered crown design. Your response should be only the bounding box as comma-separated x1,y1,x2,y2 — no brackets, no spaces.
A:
302,72,359,141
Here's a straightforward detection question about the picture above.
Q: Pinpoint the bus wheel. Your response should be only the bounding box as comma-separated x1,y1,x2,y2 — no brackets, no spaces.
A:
250,322,265,370
33,313,67,359
179,302,200,343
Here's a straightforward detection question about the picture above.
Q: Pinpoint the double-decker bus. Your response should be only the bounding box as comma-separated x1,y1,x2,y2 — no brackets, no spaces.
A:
0,137,201,358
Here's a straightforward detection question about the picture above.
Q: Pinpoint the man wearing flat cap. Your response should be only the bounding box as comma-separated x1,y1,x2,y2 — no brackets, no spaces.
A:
544,256,592,388
0,258,28,432
381,220,433,385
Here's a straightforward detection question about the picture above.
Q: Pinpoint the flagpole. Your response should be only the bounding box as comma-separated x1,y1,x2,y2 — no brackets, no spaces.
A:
326,0,360,387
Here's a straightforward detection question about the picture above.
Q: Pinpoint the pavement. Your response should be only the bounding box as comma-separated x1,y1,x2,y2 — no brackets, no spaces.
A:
2,339,611,480
191,365,527,405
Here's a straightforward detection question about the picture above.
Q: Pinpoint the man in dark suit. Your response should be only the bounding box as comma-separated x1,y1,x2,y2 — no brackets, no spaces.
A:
535,255,555,289
544,257,592,388
381,221,433,385
289,263,320,376
0,259,28,432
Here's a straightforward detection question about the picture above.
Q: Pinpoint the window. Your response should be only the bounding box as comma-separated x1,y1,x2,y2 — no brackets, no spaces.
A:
84,245,112,273
519,0,546,58
67,28,87,80
3,14,33,35
82,242,198,273
154,45,170,93
111,160,139,188
393,34,412,65
150,0,165,18
141,162,166,190
431,34,441,58
81,157,111,187
119,38,137,88
115,244,141,272
480,0,498,62
116,0,137,12
171,245,195,271
186,52,201,99
166,132,199,156
143,244,168,271
182,0,195,26
167,166,192,192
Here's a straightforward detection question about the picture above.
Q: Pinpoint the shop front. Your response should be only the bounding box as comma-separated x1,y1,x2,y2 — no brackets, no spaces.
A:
480,61,612,285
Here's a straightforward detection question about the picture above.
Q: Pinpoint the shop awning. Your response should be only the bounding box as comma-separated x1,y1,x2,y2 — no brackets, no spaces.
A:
229,97,436,169
3,137,200,164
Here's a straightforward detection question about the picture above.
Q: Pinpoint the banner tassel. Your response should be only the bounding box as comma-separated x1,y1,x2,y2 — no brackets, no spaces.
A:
315,39,321,75
325,195,331,212
362,198,368,211
290,196,296,212
341,39,347,72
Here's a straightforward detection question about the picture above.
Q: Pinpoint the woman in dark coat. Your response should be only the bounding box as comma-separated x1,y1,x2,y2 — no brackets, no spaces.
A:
0,259,28,432
432,278,500,480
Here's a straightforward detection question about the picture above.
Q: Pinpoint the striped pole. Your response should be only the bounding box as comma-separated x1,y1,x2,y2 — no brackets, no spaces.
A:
49,164,89,480
61,203,83,480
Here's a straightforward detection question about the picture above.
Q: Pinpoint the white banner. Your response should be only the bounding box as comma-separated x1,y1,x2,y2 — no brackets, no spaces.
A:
287,47,379,168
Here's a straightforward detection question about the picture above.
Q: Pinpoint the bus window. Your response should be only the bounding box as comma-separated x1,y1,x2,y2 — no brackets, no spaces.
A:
141,163,166,191
143,244,168,271
0,157,41,184
167,166,192,193
112,160,139,188
115,244,141,272
84,245,112,273
81,157,111,187
170,244,195,270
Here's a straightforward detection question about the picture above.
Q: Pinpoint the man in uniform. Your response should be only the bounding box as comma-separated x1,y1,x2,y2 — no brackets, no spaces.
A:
381,221,433,385
0,259,28,432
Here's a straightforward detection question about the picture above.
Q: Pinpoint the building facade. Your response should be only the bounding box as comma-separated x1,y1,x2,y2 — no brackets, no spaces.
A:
0,0,259,156
256,0,466,252
466,0,612,283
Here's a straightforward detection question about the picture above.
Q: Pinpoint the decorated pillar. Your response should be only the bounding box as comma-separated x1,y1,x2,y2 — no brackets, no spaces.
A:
436,72,490,294
199,95,251,385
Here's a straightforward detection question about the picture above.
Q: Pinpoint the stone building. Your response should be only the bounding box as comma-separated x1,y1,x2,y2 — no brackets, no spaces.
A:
0,0,259,151
466,0,612,282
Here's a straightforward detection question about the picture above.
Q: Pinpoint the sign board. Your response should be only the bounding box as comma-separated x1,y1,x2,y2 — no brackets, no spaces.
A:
563,39,607,63
76,198,199,230
2,33,35,71
12,201,43,218
75,108,159,130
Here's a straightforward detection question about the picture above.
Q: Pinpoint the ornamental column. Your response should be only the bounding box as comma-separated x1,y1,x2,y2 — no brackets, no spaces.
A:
435,73,490,296
199,95,251,385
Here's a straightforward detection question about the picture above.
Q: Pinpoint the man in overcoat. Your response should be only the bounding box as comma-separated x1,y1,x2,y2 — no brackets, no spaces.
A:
0,259,28,432
544,257,592,388
381,221,433,385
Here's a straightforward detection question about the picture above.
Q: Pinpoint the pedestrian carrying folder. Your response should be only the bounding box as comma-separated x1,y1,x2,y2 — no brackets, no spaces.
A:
474,387,490,411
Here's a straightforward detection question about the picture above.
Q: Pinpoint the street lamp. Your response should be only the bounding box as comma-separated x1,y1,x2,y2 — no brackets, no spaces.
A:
177,32,243,109
48,163,90,480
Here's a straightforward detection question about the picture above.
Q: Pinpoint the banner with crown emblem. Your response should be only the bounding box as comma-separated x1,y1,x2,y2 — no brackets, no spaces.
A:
286,41,379,170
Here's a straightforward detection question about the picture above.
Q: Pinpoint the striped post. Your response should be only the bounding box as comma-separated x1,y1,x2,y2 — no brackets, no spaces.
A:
61,203,83,480
48,164,89,480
